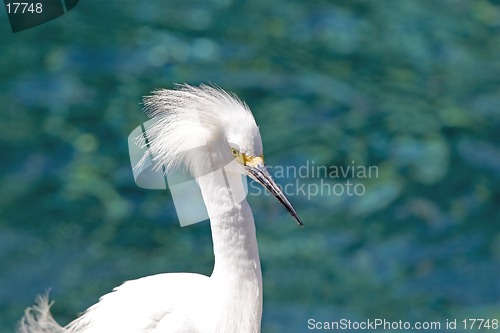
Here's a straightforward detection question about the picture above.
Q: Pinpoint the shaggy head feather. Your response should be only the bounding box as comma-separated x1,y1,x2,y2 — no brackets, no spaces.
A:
136,84,262,177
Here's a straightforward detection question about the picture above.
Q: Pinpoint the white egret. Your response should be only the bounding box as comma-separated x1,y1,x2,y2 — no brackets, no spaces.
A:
18,84,302,333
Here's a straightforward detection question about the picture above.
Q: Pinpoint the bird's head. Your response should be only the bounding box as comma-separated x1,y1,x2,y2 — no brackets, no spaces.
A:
137,84,302,226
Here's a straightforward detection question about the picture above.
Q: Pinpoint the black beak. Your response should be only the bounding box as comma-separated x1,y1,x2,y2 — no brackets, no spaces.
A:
246,162,303,226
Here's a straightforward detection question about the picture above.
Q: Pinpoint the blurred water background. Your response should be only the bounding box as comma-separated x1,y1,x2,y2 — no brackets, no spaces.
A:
1,0,500,332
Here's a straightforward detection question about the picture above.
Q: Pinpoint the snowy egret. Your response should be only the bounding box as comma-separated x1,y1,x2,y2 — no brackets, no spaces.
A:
18,84,302,333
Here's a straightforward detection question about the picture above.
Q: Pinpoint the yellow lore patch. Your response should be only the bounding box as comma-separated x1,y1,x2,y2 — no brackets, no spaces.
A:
244,154,264,168
230,147,264,167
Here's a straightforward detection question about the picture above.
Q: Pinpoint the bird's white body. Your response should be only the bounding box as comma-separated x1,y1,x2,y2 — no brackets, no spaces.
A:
64,170,262,333
19,85,300,333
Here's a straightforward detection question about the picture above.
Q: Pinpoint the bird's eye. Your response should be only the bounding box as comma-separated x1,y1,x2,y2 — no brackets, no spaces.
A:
230,148,238,156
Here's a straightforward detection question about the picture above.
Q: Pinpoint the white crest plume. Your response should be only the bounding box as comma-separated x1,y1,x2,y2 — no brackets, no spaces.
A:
135,84,261,177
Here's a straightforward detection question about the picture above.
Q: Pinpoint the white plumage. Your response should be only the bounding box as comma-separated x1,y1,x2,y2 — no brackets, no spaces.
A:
18,84,302,333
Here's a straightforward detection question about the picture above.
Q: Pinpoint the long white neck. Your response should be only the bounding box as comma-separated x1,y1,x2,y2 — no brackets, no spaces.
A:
196,168,262,333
